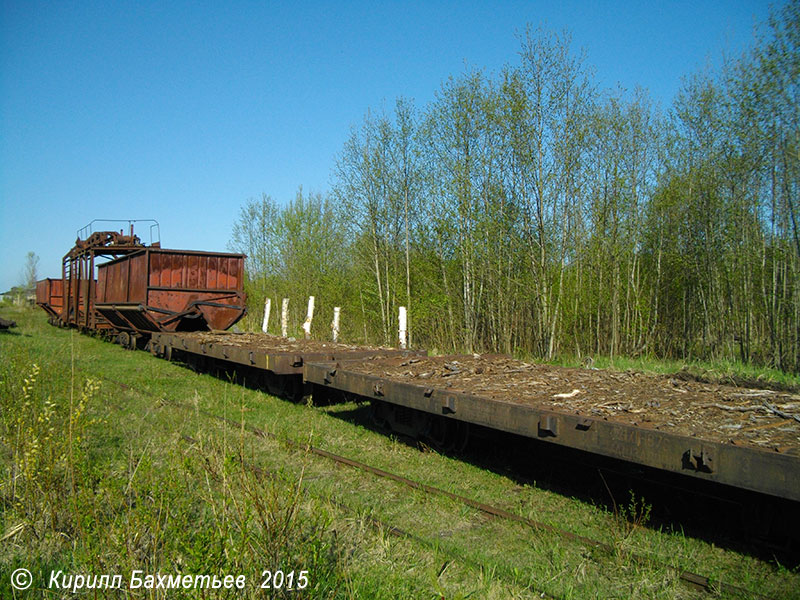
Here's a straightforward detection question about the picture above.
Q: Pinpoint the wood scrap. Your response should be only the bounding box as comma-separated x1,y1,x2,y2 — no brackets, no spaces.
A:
763,401,800,424
741,420,795,432
701,403,762,412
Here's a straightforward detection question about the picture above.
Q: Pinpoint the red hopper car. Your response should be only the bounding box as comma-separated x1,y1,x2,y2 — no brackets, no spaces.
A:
38,220,246,343
95,248,246,333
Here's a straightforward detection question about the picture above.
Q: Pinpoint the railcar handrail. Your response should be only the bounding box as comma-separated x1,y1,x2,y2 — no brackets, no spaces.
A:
77,219,160,246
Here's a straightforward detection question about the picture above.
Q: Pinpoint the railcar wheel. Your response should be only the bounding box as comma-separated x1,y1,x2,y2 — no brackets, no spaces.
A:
426,417,470,453
370,400,390,431
288,379,313,404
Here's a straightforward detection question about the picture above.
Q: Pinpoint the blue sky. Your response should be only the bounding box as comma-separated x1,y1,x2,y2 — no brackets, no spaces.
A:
0,0,774,292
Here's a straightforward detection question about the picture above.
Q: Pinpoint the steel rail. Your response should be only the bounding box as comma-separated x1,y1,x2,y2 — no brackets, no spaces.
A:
166,396,766,600
92,369,772,600
178,433,557,600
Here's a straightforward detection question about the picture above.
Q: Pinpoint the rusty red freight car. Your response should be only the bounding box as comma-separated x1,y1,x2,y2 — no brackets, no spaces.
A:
61,223,147,331
49,220,247,342
94,248,246,334
35,278,64,323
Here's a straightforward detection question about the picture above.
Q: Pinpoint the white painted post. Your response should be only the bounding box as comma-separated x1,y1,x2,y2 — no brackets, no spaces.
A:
261,297,271,334
302,296,315,339
331,306,341,342
281,298,289,337
398,306,407,349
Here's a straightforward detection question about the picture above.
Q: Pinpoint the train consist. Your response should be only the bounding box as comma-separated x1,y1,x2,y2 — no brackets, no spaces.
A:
36,222,800,527
38,221,247,347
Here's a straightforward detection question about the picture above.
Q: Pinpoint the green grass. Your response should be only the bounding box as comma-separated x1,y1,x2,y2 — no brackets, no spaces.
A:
2,307,799,599
0,314,344,598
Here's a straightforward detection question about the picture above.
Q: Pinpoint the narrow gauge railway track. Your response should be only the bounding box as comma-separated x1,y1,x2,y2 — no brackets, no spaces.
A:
188,403,773,600
96,372,771,599
177,432,560,600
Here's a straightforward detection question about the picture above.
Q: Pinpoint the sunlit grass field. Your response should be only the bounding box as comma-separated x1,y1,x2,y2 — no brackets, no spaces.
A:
1,306,798,599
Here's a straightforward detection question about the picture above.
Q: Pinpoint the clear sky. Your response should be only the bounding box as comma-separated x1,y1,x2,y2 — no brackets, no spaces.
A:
0,0,775,292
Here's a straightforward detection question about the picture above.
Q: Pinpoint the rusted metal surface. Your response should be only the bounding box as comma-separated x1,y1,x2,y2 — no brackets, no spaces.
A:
320,355,800,453
95,249,246,332
150,331,420,375
303,361,800,502
69,229,148,257
35,278,63,319
60,222,150,331
43,219,246,334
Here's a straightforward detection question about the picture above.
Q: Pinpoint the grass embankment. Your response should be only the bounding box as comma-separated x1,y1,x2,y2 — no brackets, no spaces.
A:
1,307,798,599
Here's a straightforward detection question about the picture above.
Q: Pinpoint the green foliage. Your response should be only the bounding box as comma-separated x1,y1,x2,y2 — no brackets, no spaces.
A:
4,309,799,598
230,3,800,374
229,189,354,338
0,314,349,598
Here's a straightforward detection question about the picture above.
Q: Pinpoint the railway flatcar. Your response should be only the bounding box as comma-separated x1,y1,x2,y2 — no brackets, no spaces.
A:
304,355,800,505
33,219,800,547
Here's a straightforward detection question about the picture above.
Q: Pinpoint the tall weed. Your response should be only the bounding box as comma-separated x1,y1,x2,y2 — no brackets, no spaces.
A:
0,352,347,598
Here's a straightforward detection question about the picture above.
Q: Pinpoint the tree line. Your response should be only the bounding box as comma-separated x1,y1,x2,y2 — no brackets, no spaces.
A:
230,2,800,373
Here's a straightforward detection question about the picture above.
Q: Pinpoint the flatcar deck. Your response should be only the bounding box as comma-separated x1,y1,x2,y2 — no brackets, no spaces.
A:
151,331,420,375
304,354,800,502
